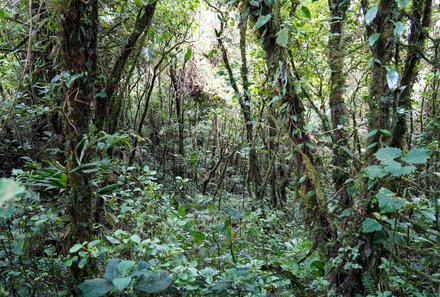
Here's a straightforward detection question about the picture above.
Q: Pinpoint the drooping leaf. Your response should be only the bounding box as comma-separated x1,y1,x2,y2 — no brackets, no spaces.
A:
362,218,382,233
113,277,132,292
403,148,430,164
374,147,402,162
394,21,404,36
386,69,400,91
365,6,378,25
368,33,380,46
134,270,173,293
255,14,272,29
276,28,289,47
77,279,113,297
376,188,407,213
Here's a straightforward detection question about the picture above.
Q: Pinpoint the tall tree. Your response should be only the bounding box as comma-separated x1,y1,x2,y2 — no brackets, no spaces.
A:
58,0,98,289
391,0,433,148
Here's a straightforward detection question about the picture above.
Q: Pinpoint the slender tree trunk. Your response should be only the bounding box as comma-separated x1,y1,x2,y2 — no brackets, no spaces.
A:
391,0,432,148
58,0,98,290
363,0,397,152
95,2,157,133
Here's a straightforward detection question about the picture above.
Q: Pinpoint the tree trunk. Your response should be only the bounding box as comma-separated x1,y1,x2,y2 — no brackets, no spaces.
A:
95,2,157,133
391,0,433,148
58,0,98,290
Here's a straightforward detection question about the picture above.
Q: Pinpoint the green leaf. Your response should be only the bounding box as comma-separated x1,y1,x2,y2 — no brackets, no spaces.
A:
0,179,25,206
365,6,378,25
386,69,400,91
364,165,388,179
69,243,83,253
362,218,382,233
384,162,415,177
374,147,402,162
376,188,407,213
255,14,272,29
396,0,410,9
184,48,192,61
403,148,430,164
276,28,289,47
300,6,311,19
113,277,132,292
369,33,380,46
77,279,113,297
117,260,136,276
0,9,8,19
394,21,404,36
130,234,141,244
104,259,120,281
134,270,173,293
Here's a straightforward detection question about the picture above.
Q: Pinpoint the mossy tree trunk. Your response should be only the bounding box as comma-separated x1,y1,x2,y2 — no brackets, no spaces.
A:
58,0,98,290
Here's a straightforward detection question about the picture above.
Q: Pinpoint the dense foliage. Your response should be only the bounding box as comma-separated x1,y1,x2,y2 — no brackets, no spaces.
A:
0,0,439,296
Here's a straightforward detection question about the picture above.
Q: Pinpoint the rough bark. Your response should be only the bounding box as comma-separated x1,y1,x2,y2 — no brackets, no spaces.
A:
328,0,351,208
364,0,397,152
391,0,433,148
58,0,98,290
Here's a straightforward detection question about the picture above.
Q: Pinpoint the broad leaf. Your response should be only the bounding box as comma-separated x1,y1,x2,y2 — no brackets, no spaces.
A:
134,270,172,293
276,28,288,47
113,277,132,292
396,0,410,9
362,218,382,233
375,147,402,162
386,69,400,91
104,258,120,281
403,148,430,164
376,188,407,213
117,260,136,276
369,33,380,46
77,279,113,297
365,6,378,25
255,14,271,29
364,165,388,179
384,162,415,177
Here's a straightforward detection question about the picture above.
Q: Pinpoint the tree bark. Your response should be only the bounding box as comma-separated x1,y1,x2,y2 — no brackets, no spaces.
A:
391,0,433,148
58,0,98,290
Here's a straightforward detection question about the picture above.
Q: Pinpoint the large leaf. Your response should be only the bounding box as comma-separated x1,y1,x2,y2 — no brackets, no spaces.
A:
403,148,430,164
276,28,288,47
134,270,173,293
117,260,136,276
362,218,382,233
255,14,272,29
77,279,113,297
364,165,388,179
104,259,120,281
0,179,25,207
384,162,415,177
376,188,407,213
365,6,378,25
386,69,400,91
374,147,402,163
113,277,132,292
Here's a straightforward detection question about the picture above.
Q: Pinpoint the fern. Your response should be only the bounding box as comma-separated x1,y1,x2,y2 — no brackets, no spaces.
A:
362,271,377,296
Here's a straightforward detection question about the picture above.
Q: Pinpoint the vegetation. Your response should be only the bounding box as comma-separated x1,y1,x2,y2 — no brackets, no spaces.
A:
0,0,439,296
